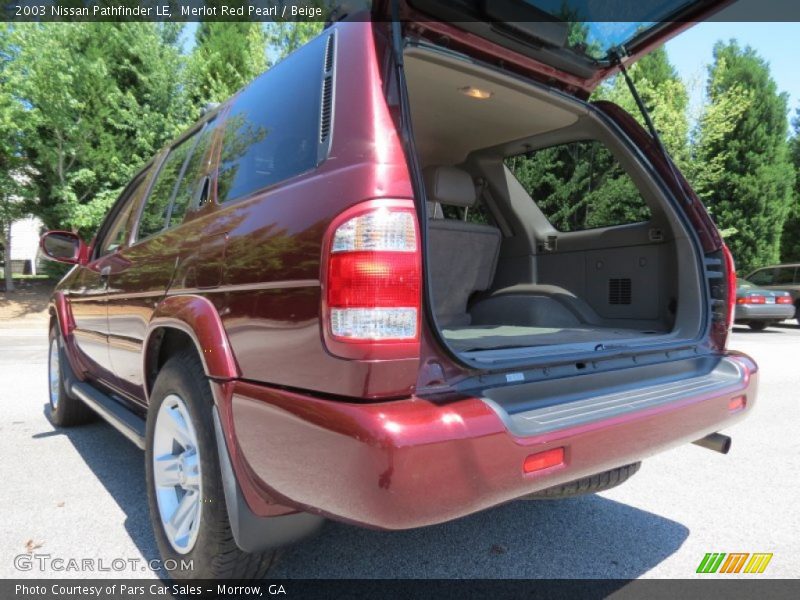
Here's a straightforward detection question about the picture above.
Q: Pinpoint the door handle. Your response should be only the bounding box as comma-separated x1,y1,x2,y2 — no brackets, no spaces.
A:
195,176,211,208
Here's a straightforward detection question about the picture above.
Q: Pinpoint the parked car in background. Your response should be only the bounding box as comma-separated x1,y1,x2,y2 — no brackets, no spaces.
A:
38,0,756,580
745,264,800,324
734,278,795,330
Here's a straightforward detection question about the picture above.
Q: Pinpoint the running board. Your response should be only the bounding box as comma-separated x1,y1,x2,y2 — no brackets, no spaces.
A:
69,381,146,449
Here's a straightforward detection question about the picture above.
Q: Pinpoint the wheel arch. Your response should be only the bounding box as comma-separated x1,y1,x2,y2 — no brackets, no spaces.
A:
143,295,240,401
50,291,74,339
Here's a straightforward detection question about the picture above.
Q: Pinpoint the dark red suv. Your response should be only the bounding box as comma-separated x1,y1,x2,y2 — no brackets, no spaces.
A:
41,1,756,579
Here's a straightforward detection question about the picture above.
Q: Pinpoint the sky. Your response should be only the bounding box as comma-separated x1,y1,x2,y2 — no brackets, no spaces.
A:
665,22,800,126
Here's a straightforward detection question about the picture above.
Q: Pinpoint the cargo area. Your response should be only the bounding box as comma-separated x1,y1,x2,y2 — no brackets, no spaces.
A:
403,46,706,361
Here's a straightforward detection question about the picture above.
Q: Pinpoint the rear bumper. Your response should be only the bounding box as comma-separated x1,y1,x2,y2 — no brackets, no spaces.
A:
226,352,757,530
735,303,794,321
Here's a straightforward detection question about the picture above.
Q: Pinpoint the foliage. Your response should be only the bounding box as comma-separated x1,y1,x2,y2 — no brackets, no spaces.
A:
507,141,650,232
593,48,690,169
13,23,187,238
507,49,688,232
0,24,32,292
693,41,795,273
265,22,324,64
780,109,800,262
186,22,267,111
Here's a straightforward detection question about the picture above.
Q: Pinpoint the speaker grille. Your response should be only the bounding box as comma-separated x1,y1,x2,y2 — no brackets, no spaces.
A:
608,278,632,305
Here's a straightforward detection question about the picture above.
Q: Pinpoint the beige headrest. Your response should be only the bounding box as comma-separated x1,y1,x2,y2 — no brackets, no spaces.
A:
423,166,477,208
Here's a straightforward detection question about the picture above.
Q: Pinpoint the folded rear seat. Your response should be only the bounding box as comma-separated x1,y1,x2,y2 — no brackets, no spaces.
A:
424,166,502,328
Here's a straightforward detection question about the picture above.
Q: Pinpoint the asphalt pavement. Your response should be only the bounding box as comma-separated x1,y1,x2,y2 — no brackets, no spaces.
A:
0,320,797,579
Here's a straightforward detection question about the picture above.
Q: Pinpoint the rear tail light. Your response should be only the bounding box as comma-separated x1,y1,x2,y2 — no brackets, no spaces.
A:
737,295,765,305
709,245,736,351
322,199,421,359
777,296,793,304
722,245,736,329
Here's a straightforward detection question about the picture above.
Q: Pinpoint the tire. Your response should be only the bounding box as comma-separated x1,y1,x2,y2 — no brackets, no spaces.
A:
521,462,641,500
47,325,94,427
748,321,768,331
145,350,275,579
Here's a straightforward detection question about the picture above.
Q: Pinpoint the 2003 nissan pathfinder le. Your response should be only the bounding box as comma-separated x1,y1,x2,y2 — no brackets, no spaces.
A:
40,1,757,579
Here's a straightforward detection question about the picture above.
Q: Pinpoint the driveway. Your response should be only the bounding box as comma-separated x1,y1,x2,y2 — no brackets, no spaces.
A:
0,319,796,579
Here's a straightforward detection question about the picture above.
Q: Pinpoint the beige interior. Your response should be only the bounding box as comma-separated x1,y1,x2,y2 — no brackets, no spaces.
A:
403,48,580,166
403,45,705,359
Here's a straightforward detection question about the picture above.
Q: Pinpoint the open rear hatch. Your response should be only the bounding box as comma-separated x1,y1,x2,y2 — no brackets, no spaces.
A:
374,0,733,96
377,0,736,371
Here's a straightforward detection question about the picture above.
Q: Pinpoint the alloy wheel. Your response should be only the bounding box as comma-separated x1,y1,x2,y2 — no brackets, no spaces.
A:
152,394,203,554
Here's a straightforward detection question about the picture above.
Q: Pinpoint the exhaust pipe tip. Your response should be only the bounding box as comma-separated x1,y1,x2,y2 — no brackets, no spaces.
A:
692,432,732,454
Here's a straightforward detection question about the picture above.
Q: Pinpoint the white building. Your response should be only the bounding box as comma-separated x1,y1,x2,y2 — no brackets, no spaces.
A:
4,216,44,275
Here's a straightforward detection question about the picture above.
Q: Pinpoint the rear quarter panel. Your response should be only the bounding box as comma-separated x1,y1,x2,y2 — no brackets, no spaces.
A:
178,21,418,399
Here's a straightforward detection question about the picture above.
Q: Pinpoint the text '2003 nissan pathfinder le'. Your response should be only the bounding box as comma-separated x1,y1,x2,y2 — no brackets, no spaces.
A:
40,0,757,579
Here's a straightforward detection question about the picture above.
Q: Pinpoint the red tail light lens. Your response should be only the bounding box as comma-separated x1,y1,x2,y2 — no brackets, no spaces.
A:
709,245,736,352
722,245,736,329
777,296,793,304
737,295,766,305
322,200,421,359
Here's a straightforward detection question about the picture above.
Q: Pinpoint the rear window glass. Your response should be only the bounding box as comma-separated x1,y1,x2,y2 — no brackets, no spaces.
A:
505,140,651,232
748,269,774,286
774,268,796,285
217,33,328,203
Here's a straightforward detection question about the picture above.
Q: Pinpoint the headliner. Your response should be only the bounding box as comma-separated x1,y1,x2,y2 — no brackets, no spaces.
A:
404,47,582,166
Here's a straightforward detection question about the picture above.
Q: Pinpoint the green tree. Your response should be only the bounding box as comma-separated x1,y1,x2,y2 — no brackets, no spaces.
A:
593,47,690,169
693,41,795,273
186,22,267,111
0,24,31,292
13,23,186,237
780,108,800,262
265,22,324,64
507,48,689,232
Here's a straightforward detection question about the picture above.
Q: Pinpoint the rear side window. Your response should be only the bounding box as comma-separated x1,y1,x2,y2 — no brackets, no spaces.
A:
748,269,774,286
774,268,796,285
217,33,330,203
506,140,651,232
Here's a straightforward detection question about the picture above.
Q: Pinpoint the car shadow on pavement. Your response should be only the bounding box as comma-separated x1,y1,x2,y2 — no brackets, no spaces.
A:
36,406,160,565
41,408,688,580
270,490,688,579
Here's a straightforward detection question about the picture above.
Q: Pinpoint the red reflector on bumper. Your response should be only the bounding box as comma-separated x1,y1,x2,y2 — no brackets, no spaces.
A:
523,447,565,473
729,395,746,412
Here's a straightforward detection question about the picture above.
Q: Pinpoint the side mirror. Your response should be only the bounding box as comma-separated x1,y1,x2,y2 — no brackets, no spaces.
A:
40,231,88,265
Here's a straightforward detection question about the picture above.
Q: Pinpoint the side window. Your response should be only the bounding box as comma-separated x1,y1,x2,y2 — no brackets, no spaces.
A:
505,140,652,232
217,33,329,203
748,269,774,286
100,201,136,256
170,121,217,224
96,171,150,257
774,268,795,285
136,136,195,241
